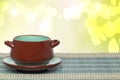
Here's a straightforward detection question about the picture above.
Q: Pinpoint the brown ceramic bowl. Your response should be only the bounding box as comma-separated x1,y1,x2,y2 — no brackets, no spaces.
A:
4,35,60,63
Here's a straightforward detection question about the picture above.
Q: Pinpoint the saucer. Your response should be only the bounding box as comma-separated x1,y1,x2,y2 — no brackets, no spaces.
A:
3,56,62,71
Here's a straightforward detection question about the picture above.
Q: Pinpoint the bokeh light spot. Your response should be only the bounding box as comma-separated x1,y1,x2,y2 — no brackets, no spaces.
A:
103,21,115,38
97,4,112,19
39,17,52,33
111,0,117,6
108,38,119,53
91,37,101,45
9,8,19,16
24,9,37,23
63,4,83,20
113,17,120,33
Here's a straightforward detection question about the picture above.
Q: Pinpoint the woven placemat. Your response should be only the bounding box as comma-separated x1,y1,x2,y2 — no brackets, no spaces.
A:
0,53,120,80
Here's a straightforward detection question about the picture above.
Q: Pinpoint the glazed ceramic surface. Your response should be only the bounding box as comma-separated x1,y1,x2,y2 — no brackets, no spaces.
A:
3,56,62,71
4,35,60,63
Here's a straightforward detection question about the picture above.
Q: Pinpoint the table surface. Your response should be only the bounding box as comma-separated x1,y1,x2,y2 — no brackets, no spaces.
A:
1,53,120,80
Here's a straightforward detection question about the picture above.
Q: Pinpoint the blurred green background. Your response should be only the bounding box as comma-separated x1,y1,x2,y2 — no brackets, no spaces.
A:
0,0,120,53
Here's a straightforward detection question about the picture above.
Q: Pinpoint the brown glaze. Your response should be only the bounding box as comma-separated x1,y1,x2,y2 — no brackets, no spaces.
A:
4,35,60,63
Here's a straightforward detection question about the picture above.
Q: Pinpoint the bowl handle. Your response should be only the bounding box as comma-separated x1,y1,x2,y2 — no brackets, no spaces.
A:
4,41,14,48
50,40,60,48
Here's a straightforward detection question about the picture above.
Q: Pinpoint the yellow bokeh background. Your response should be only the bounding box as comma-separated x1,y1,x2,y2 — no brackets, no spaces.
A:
0,0,120,53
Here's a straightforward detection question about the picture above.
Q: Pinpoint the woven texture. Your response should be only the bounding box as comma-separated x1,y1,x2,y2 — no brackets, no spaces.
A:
0,53,120,80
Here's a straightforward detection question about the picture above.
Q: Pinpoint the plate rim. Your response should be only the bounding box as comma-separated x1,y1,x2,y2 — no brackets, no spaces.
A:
2,56,62,71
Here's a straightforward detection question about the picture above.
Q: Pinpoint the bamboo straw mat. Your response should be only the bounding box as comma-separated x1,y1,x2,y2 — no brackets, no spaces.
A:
0,53,120,80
